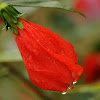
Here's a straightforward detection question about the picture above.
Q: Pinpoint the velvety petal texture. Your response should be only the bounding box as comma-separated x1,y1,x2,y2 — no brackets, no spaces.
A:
14,18,83,92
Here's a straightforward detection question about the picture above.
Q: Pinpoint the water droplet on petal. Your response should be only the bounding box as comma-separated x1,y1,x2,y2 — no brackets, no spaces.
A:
29,59,33,63
36,39,39,42
61,91,67,95
33,49,40,55
68,86,74,90
48,48,50,51
8,27,10,29
35,51,39,55
73,81,77,85
28,56,34,63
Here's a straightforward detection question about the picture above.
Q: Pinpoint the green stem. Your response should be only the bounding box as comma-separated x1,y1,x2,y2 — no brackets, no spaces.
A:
0,2,24,35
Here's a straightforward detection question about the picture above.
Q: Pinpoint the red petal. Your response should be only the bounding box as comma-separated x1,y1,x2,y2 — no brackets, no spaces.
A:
14,18,83,92
20,18,77,63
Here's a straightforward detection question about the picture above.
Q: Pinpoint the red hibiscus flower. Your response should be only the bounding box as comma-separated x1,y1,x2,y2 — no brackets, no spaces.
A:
73,0,100,20
14,18,83,93
83,53,100,83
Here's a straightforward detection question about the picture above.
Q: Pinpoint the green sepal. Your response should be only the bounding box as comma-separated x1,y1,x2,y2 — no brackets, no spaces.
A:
17,19,24,30
0,3,24,35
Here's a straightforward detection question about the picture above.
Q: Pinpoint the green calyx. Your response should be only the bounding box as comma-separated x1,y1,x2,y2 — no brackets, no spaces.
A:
0,3,24,35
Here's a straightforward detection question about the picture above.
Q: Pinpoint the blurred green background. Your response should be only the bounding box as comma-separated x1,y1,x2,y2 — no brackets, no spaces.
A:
0,0,100,100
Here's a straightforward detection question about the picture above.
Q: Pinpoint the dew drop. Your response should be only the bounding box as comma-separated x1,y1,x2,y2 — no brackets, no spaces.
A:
48,48,50,51
28,56,34,63
68,86,74,90
35,51,39,55
61,91,67,95
29,59,33,63
33,49,40,55
73,81,77,85
36,39,39,42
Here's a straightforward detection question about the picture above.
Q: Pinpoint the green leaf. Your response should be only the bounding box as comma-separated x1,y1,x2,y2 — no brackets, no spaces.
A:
6,0,85,18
